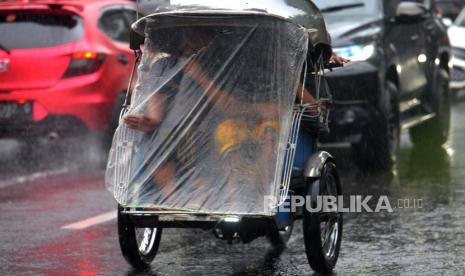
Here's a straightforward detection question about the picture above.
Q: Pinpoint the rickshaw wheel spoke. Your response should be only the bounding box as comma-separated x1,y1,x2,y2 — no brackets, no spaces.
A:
118,206,162,269
136,228,157,255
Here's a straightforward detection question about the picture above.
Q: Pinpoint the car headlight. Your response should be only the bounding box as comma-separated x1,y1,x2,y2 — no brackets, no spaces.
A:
333,44,375,61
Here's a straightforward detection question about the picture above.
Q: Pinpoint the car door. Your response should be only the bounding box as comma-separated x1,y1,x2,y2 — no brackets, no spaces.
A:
421,0,443,107
404,0,440,110
388,0,429,103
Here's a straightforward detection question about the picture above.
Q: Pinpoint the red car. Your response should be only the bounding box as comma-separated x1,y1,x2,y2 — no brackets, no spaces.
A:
0,0,137,141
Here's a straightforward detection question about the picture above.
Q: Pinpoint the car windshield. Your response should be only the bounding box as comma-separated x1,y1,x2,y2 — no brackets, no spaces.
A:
0,11,83,50
313,0,381,18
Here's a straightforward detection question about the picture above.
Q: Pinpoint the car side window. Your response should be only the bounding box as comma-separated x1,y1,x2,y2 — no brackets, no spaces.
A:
99,9,131,43
400,0,432,9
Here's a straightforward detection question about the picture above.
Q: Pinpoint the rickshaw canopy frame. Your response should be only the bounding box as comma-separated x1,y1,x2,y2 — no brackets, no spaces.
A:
129,0,332,59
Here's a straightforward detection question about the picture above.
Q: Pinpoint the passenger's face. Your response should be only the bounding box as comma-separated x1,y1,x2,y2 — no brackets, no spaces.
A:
181,31,212,56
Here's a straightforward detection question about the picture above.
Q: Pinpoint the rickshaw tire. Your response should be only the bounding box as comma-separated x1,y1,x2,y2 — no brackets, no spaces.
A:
303,162,343,274
266,220,294,248
117,205,162,270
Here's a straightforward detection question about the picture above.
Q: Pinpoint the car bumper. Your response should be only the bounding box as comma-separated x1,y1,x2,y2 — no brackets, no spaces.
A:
321,61,381,144
0,74,113,137
322,102,375,144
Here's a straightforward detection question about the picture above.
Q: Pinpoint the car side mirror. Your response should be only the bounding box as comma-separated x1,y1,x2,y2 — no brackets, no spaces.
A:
395,2,428,23
129,28,145,51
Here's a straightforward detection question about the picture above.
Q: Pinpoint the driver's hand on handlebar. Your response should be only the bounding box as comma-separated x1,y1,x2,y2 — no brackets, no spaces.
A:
330,52,350,65
124,115,159,134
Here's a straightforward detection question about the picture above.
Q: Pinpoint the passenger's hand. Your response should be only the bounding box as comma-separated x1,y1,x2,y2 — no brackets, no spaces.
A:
123,115,158,133
330,52,350,65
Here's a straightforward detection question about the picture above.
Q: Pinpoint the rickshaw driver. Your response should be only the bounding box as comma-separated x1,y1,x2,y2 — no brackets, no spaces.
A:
123,26,347,205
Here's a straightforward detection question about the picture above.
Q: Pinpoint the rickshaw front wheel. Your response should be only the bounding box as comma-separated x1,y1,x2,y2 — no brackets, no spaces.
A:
303,162,343,274
117,205,163,270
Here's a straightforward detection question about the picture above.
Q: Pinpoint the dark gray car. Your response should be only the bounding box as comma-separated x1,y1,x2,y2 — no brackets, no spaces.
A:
315,0,451,171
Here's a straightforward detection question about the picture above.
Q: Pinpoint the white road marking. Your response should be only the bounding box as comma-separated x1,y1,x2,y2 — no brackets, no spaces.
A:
0,168,70,189
61,211,116,230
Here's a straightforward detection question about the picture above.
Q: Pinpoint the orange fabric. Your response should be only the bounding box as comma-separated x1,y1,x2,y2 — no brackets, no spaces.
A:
214,119,279,156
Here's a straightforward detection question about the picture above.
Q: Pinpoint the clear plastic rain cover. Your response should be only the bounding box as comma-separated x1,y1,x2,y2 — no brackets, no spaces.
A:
106,15,308,215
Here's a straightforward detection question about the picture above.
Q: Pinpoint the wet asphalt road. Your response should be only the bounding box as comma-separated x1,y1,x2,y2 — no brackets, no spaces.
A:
1,100,465,275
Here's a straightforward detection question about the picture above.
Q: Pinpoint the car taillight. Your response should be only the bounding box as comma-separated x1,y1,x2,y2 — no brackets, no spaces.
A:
62,52,105,78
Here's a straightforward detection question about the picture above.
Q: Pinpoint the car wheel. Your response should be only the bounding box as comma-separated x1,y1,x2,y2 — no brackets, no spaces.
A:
353,81,400,171
450,88,459,102
409,68,451,147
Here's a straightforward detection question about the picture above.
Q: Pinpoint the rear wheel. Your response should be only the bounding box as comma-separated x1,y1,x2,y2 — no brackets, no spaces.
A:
267,192,295,248
118,205,162,270
303,162,343,274
410,68,450,147
353,81,400,171
266,220,294,248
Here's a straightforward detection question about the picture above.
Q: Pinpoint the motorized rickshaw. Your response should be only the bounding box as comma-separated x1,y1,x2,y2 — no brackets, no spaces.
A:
106,0,343,273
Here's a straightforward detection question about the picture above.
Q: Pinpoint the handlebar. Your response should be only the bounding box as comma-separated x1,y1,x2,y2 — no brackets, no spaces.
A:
324,62,344,70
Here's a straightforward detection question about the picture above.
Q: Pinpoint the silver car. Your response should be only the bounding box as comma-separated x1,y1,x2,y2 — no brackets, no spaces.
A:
448,8,465,94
